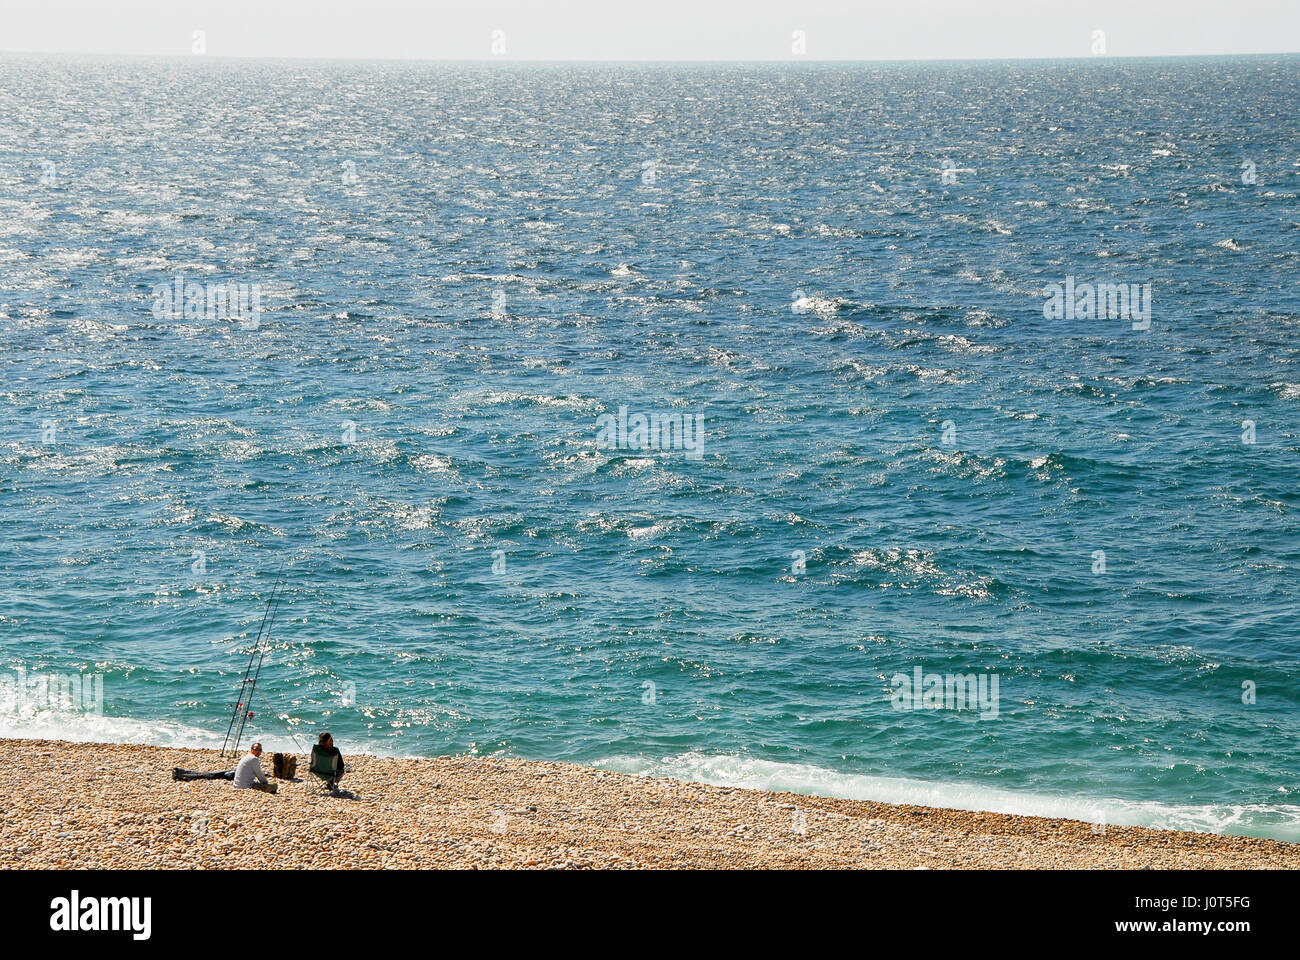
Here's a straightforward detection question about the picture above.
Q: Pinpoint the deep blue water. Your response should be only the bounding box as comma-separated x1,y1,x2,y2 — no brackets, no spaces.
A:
2,53,1299,838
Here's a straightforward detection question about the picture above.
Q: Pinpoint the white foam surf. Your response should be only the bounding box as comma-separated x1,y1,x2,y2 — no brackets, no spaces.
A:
0,684,298,752
597,751,1300,842
0,706,223,750
0,693,400,758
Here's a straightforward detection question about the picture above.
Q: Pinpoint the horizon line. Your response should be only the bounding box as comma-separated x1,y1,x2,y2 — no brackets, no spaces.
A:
3,49,1299,67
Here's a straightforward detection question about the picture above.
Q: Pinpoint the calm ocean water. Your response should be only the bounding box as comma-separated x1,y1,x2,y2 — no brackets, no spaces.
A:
2,54,1299,838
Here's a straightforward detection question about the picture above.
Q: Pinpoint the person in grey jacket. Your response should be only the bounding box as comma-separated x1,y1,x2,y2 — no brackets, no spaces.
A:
233,743,277,793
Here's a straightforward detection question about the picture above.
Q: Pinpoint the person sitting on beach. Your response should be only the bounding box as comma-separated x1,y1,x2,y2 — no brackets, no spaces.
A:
232,742,277,793
309,732,345,790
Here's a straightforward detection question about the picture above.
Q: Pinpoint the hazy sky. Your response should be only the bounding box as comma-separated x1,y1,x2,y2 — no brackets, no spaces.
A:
2,1,1298,61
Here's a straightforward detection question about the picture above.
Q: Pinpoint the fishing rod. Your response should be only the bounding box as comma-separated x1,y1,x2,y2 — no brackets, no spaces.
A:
229,577,286,756
219,578,275,755
220,568,285,757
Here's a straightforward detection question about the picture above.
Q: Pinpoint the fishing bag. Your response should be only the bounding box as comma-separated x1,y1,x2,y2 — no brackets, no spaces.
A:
271,753,298,779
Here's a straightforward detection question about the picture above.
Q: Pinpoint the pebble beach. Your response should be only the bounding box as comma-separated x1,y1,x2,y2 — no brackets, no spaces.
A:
2,738,1296,869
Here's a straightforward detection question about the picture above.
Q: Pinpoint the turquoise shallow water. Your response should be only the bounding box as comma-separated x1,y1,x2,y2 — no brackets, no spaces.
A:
2,54,1299,838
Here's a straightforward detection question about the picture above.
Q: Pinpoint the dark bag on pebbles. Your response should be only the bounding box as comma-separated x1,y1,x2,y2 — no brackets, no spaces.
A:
271,753,298,779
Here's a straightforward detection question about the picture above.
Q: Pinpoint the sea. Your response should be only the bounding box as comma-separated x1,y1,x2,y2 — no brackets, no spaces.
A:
2,53,1298,840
